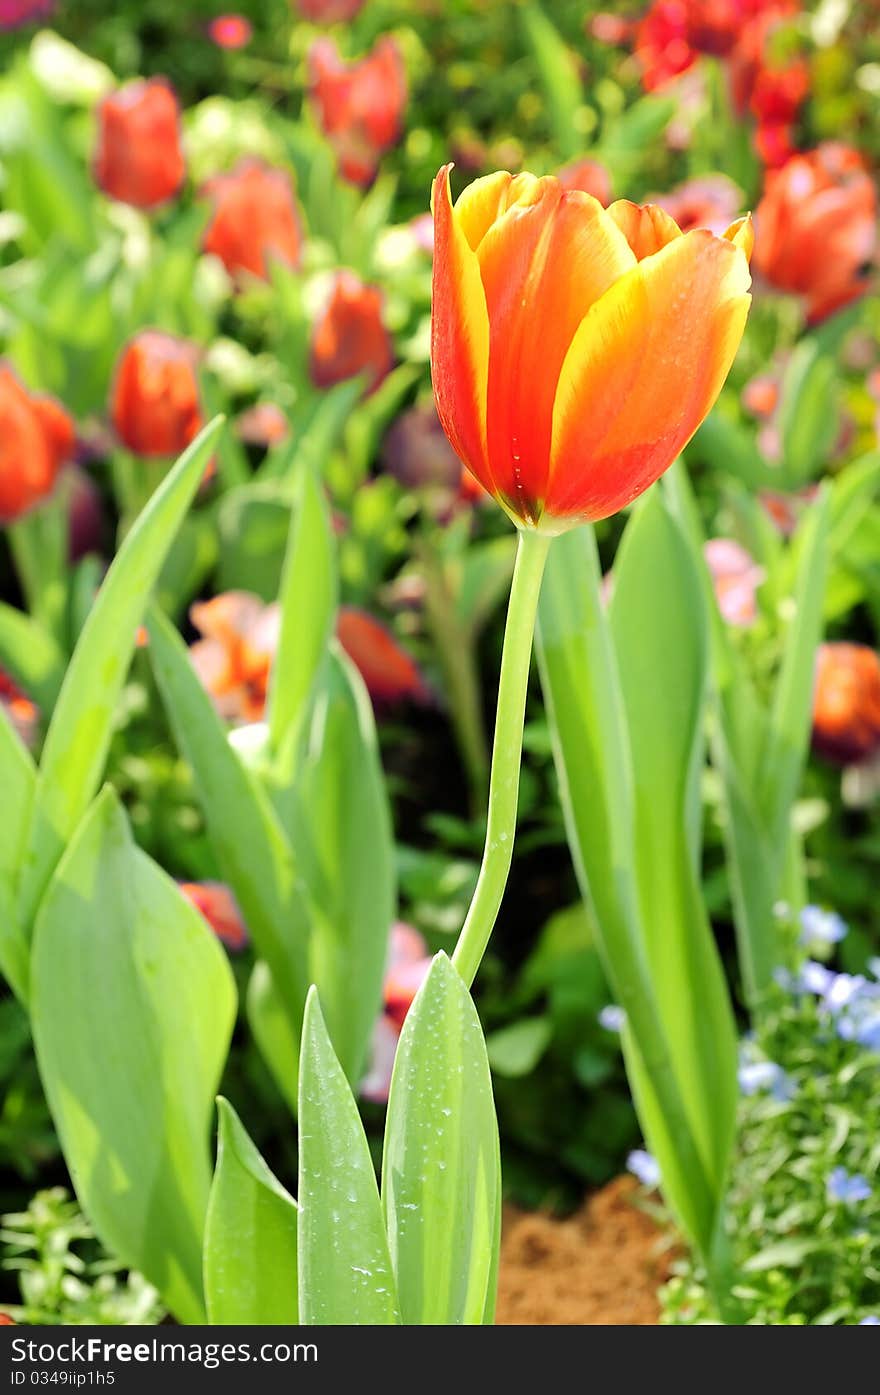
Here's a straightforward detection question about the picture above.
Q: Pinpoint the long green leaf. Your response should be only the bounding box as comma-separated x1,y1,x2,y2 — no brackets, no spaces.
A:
18,417,224,939
246,960,299,1112
0,711,35,999
608,493,737,1197
382,953,500,1325
204,1098,298,1325
520,4,583,160
297,988,399,1325
30,789,235,1324
290,648,394,1084
0,603,65,713
267,463,337,755
146,605,311,1045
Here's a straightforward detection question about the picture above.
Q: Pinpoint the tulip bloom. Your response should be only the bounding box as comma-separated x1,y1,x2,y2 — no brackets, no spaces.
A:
754,144,877,324
111,332,203,458
0,366,74,522
336,608,429,706
0,0,53,27
654,175,744,236
298,0,365,17
94,79,186,210
308,36,407,186
179,881,249,951
310,271,394,395
202,161,304,282
207,14,252,49
813,644,880,768
431,165,752,530
703,538,764,627
235,402,290,447
189,592,278,724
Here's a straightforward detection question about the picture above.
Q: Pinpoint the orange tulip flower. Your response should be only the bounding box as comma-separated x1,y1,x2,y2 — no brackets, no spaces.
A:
111,331,203,458
430,165,753,530
310,271,394,396
201,160,303,282
179,881,250,951
812,643,880,768
307,36,407,187
0,365,74,522
94,79,186,211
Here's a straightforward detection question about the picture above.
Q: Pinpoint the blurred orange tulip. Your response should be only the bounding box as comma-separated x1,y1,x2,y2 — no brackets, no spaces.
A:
310,271,394,395
179,881,249,951
430,164,752,530
336,607,429,706
0,667,38,748
557,159,612,206
202,160,303,281
754,144,877,323
0,365,73,522
308,36,406,186
94,79,186,210
813,643,880,768
189,592,278,724
111,331,203,458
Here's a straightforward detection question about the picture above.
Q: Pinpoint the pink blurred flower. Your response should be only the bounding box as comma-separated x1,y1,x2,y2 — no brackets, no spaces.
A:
298,0,365,19
653,174,744,236
704,538,765,626
235,402,290,447
208,14,252,49
361,924,432,1102
0,0,54,29
556,158,612,206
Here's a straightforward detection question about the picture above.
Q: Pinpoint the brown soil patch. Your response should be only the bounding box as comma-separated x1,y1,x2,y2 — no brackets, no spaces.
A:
495,1176,675,1325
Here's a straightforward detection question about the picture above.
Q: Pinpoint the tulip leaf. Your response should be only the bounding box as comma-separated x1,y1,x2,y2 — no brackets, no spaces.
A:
30,789,235,1324
298,988,399,1325
608,492,737,1199
204,1098,298,1325
537,524,720,1257
288,647,394,1085
146,604,311,1048
382,953,500,1325
778,341,839,489
0,711,35,1000
267,462,337,756
246,960,299,1113
17,417,224,942
0,602,65,713
520,4,583,160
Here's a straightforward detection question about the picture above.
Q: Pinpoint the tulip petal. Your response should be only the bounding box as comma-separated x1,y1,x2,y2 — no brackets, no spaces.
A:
548,229,751,522
723,214,754,260
475,185,636,517
454,170,514,251
607,200,682,259
430,165,492,495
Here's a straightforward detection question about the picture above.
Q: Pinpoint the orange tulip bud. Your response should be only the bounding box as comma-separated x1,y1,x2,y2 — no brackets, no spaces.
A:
430,164,752,531
111,331,203,458
0,364,74,522
94,79,186,210
201,160,304,282
307,36,407,187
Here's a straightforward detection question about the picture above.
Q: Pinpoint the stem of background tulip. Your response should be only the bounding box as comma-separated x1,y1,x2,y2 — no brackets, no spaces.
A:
8,498,67,645
452,527,552,987
416,538,490,818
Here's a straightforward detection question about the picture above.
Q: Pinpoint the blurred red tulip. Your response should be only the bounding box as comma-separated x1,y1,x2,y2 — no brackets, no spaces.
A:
0,365,74,522
308,36,407,186
298,0,365,17
111,331,203,458
202,161,304,281
179,881,249,951
813,643,880,767
653,174,744,236
94,79,186,210
208,14,252,49
754,144,877,323
704,538,764,626
309,271,394,395
729,6,807,168
0,0,53,28
557,158,612,206
189,592,278,724
336,607,429,706
0,668,38,748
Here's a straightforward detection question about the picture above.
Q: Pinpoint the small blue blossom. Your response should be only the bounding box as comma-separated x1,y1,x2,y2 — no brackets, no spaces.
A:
627,1149,661,1189
598,1005,625,1033
800,905,848,947
827,1167,872,1205
737,1059,794,1101
824,973,868,1013
859,1317,880,1325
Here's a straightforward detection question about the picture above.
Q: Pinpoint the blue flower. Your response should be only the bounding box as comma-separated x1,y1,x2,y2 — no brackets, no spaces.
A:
801,960,834,995
627,1149,661,1189
800,905,848,947
737,1059,794,1101
598,1005,625,1033
859,1316,880,1325
827,1167,872,1205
